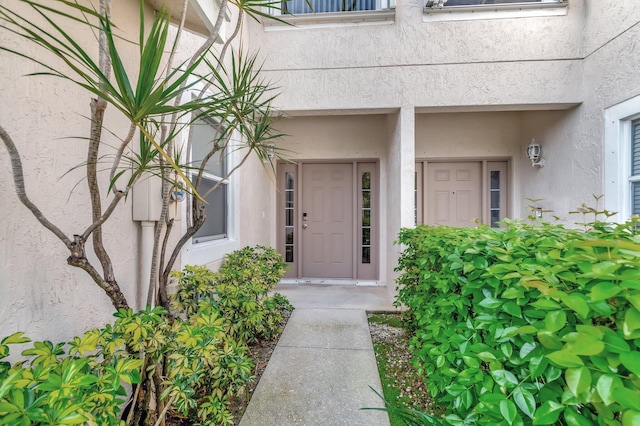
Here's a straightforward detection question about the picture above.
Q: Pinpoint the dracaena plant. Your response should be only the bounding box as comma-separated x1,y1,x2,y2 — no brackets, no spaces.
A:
0,0,288,312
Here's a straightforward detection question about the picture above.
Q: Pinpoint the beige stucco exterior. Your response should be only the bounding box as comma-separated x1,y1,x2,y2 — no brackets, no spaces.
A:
0,0,151,340
2,0,640,342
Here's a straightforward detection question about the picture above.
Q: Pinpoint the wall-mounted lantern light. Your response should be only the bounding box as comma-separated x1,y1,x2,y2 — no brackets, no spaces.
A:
526,139,545,168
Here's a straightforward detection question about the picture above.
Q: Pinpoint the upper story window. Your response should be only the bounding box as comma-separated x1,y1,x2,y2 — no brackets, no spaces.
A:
424,0,567,21
426,0,563,7
279,0,392,14
190,116,229,243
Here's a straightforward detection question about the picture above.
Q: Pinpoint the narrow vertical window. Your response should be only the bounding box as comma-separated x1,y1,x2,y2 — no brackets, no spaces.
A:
361,172,371,264
284,172,295,262
490,170,500,227
632,120,640,215
191,116,229,243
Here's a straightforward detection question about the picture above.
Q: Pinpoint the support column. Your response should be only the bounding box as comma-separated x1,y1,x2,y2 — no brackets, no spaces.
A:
385,106,415,298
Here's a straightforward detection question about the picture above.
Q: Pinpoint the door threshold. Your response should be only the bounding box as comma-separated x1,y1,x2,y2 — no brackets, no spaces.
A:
279,279,381,286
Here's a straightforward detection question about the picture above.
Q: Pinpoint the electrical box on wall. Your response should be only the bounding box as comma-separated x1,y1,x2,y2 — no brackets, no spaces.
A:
132,175,163,221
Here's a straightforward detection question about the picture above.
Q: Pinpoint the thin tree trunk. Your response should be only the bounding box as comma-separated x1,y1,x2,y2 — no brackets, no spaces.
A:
0,125,129,310
67,235,129,309
80,0,130,310
148,0,190,306
149,0,230,305
87,98,117,284
0,125,72,247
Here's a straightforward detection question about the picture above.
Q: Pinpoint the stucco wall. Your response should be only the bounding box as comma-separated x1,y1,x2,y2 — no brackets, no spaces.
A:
415,112,521,158
385,107,414,294
517,1,640,221
0,0,150,342
275,114,387,158
518,108,587,220
245,0,640,227
248,0,584,112
581,4,640,220
238,153,277,248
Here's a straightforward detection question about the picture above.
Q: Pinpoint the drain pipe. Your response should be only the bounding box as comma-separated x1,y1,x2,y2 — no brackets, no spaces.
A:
139,221,155,311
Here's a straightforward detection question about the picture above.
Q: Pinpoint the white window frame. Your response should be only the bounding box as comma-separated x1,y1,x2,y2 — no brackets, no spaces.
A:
604,94,640,222
262,0,396,29
268,0,393,15
190,115,230,244
423,0,567,22
180,89,240,267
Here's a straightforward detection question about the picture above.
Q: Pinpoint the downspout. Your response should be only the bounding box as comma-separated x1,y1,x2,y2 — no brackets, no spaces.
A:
139,221,155,310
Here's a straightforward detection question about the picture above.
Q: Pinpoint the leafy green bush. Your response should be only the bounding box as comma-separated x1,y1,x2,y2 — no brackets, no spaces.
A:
172,245,291,342
0,305,248,426
0,245,291,425
396,219,640,425
0,330,140,425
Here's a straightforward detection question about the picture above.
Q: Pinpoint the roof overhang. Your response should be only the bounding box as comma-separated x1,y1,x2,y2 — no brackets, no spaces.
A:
146,0,220,35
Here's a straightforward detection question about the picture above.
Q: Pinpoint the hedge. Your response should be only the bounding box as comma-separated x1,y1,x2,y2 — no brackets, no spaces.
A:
396,219,640,425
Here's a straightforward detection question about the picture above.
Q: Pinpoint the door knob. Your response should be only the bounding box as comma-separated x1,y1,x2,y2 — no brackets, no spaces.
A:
303,224,308,229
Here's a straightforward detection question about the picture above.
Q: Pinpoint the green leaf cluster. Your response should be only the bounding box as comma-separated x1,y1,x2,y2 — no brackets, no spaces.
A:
171,245,293,343
0,0,285,198
395,219,640,425
0,329,141,426
1,245,292,425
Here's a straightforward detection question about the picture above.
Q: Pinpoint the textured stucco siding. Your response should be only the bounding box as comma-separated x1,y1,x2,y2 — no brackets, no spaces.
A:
249,0,584,112
519,2,640,220
261,60,582,113
248,0,639,226
0,0,149,342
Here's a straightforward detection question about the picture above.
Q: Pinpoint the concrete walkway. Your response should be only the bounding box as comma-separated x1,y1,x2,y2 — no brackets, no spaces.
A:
239,284,396,426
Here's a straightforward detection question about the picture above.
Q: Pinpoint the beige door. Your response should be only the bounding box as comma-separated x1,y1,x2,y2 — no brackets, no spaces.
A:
426,162,482,227
301,163,354,278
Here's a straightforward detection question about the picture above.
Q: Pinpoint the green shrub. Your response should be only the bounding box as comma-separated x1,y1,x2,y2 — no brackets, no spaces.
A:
172,245,291,342
0,330,140,426
396,219,640,425
1,245,291,425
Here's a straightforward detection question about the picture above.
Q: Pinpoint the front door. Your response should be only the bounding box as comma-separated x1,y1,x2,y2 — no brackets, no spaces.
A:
427,162,482,227
301,163,354,278
416,160,509,227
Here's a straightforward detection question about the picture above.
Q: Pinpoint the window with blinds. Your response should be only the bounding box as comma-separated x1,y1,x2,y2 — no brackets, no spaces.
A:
281,0,390,14
427,0,564,6
631,120,640,215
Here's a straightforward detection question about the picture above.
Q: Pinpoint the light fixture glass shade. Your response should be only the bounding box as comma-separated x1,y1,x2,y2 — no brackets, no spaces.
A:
526,139,545,167
527,141,541,162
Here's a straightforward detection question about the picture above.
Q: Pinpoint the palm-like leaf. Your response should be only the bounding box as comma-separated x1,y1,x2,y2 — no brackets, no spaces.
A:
0,0,232,197
231,0,297,24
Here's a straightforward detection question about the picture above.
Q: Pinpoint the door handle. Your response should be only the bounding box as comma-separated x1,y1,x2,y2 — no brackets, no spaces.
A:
303,223,308,229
